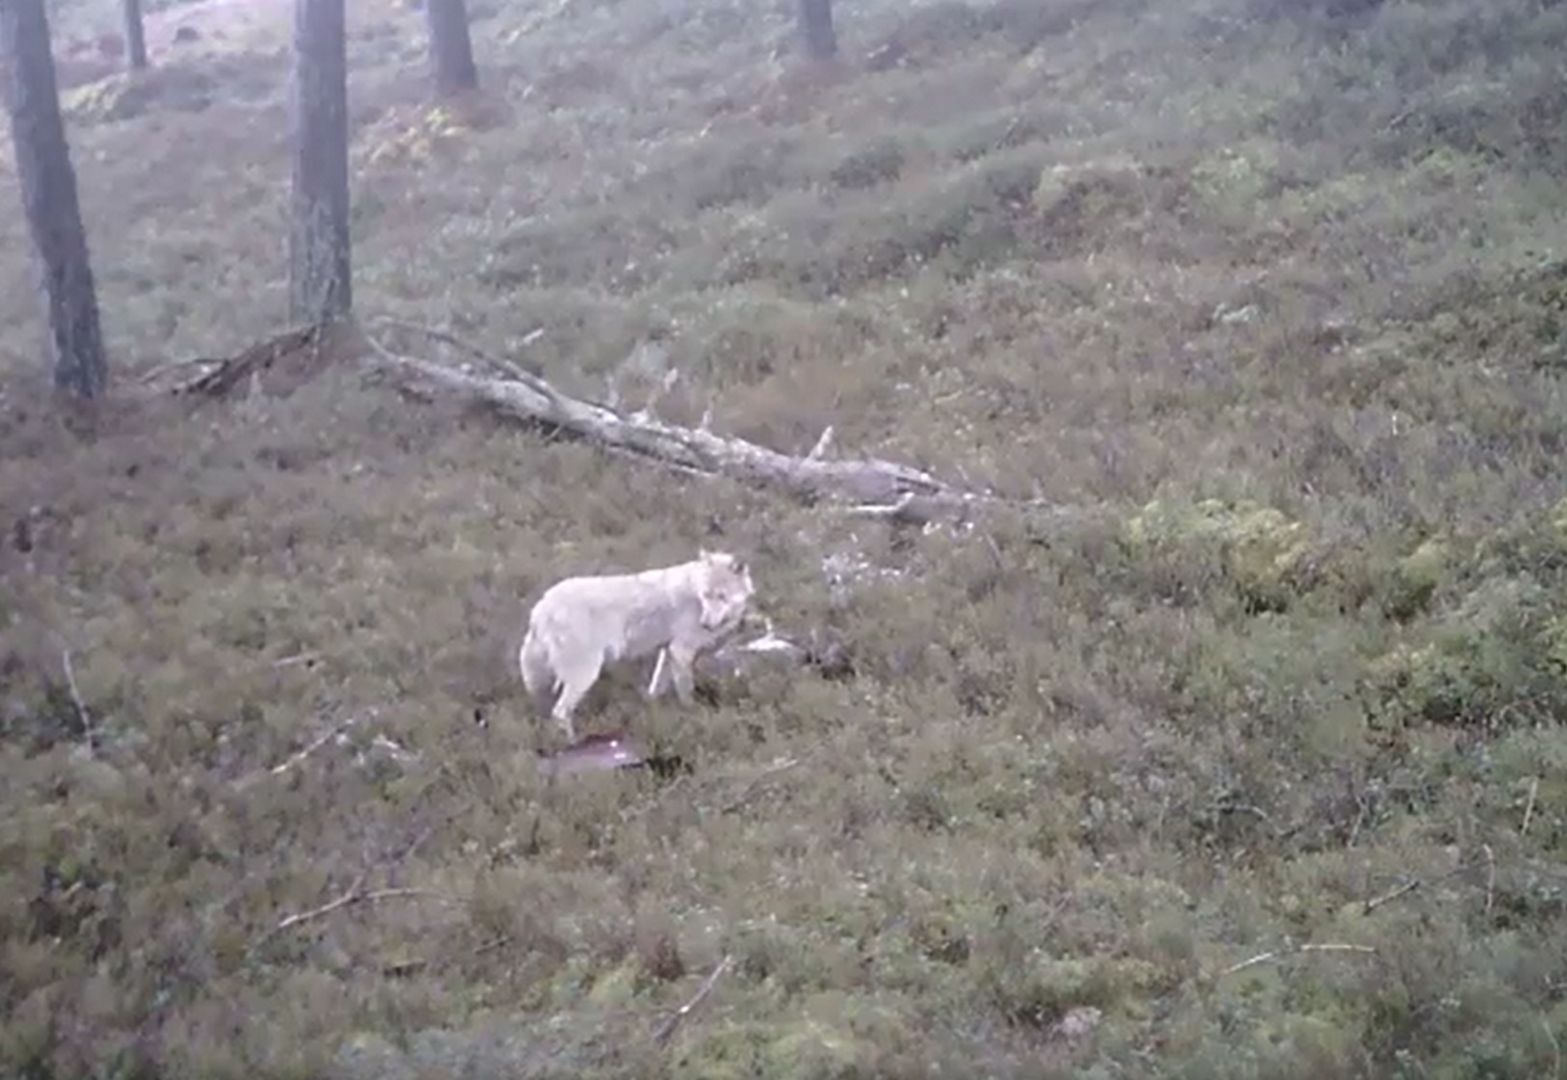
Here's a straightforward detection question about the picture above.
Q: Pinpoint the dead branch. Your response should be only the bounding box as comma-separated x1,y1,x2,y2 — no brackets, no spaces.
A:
236,714,363,790
1221,943,1378,977
472,935,512,957
269,872,367,935
1212,800,1273,827
722,756,804,814
1346,787,1371,849
1364,878,1421,915
1523,777,1539,836
173,324,323,396
136,355,218,386
59,647,94,751
362,327,1004,518
264,876,461,941
653,954,732,1045
1363,852,1498,917
1484,842,1495,917
368,316,538,383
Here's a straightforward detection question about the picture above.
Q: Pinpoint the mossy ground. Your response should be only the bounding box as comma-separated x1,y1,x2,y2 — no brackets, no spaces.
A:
3,0,1567,1075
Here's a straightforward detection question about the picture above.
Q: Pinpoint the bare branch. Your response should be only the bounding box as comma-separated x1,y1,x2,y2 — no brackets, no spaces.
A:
1347,787,1370,849
270,872,367,936
172,325,322,397
722,756,804,814
1221,943,1378,977
136,356,221,386
472,935,512,957
236,714,363,790
1213,800,1273,826
644,367,681,416
1362,856,1483,916
265,876,461,940
1523,777,1539,836
369,316,538,384
59,647,94,751
1364,878,1421,915
1483,843,1495,917
653,954,733,1045
808,425,835,460
362,327,570,413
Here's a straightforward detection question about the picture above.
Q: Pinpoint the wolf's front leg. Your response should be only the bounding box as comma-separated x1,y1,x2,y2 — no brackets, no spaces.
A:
645,648,672,699
666,644,698,704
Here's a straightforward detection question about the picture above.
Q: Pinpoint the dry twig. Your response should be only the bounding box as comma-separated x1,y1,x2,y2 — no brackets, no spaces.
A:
1363,861,1473,916
236,714,363,790
472,935,512,957
59,647,94,751
722,756,804,813
653,954,733,1045
1221,943,1378,977
136,356,219,386
1364,878,1421,915
1544,1015,1563,1079
1523,777,1540,836
1484,843,1496,917
370,316,538,383
262,874,461,943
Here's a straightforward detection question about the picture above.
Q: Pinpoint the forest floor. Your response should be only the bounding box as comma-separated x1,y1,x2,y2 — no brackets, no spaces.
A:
3,0,1567,1076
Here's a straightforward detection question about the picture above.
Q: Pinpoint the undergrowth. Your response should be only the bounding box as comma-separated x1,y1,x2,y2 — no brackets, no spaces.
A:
2,0,1566,1076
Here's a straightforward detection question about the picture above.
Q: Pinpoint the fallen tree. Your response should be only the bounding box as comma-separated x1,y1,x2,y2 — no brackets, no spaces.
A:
358,319,1003,523
157,319,1077,529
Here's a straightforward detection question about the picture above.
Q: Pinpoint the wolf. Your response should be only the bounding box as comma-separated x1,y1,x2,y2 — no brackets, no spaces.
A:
518,550,755,740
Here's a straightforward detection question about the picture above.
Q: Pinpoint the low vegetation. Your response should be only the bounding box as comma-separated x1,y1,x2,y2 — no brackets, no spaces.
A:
3,0,1566,1075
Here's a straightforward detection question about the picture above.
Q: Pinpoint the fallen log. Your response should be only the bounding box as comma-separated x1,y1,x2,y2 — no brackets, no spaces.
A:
360,321,997,521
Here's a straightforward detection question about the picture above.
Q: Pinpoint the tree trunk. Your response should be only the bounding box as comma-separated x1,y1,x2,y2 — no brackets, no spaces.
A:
426,0,478,97
288,0,352,325
362,325,1001,521
798,0,836,61
122,0,148,70
0,0,109,400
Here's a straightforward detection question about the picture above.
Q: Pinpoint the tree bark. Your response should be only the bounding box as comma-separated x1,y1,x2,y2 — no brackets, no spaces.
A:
122,0,148,70
798,0,837,61
426,0,478,97
288,0,352,325
0,0,109,400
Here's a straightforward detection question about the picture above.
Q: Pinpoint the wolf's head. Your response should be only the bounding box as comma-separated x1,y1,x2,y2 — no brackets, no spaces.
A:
695,549,755,631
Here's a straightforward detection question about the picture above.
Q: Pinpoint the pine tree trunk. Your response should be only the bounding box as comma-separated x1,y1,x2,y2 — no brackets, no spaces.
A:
122,0,148,70
0,0,109,400
798,0,837,61
288,0,352,325
426,0,478,97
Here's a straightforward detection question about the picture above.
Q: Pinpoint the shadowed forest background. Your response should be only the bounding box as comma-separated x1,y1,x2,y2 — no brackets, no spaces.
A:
3,0,1567,1076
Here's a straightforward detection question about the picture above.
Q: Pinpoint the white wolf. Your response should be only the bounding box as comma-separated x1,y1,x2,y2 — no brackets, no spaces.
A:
518,550,756,740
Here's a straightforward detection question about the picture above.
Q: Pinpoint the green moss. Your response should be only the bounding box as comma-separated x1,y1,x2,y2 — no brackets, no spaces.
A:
62,67,216,124
1386,536,1452,618
1124,498,1312,608
1371,574,1563,726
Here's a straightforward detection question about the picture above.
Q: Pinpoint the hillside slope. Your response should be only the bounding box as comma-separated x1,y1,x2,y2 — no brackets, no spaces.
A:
3,0,1566,1076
